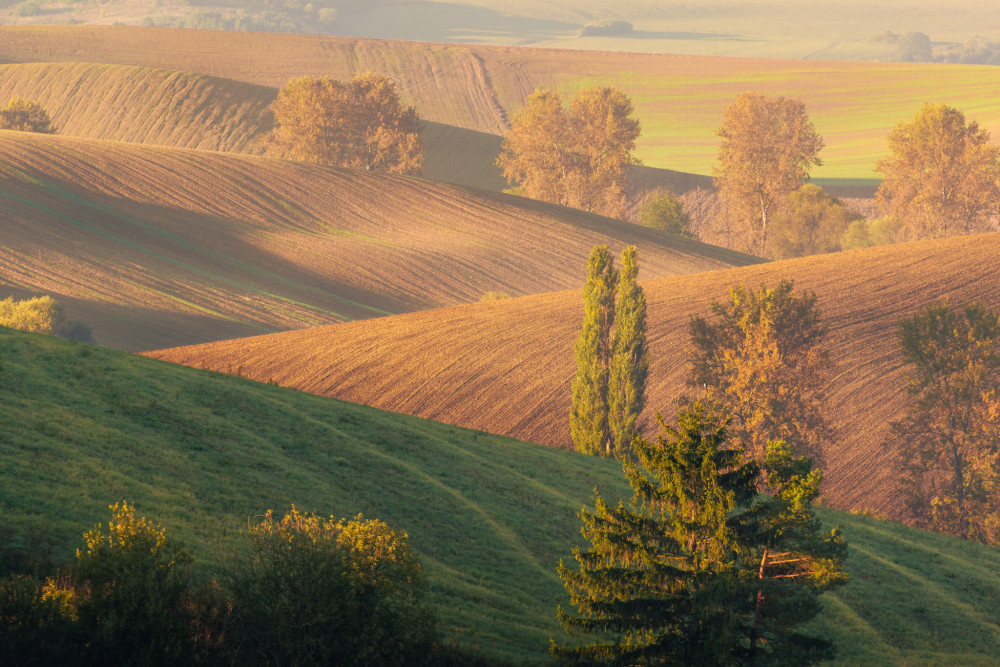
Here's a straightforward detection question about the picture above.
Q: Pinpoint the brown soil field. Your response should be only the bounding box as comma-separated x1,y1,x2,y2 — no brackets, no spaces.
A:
145,232,1000,518
3,26,1000,179
0,130,756,350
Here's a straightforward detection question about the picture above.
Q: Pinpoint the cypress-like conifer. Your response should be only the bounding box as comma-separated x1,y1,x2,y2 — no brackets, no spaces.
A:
608,245,648,458
570,245,617,455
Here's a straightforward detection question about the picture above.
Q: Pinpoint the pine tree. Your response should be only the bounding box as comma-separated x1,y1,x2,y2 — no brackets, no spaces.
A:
570,245,618,456
608,246,649,459
555,403,848,665
555,401,758,664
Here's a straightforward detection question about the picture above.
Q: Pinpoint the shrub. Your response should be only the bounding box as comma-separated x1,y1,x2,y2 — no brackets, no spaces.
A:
0,575,81,666
0,295,93,342
840,216,900,250
768,183,859,258
226,507,436,666
638,191,694,238
0,98,55,133
579,19,634,36
74,501,195,666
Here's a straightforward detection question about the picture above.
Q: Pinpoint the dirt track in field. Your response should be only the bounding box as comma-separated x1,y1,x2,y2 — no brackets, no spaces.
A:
0,131,756,350
146,232,1000,518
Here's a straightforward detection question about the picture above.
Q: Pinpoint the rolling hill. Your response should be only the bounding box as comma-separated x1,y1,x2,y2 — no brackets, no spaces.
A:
146,232,1000,518
0,130,757,350
3,26,1000,179
6,326,1000,664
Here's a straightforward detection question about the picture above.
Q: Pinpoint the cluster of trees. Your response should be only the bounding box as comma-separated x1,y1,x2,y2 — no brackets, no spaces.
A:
0,295,92,342
709,93,1000,259
0,98,55,134
570,245,648,459
563,275,847,662
268,72,424,175
497,86,641,218
0,503,491,666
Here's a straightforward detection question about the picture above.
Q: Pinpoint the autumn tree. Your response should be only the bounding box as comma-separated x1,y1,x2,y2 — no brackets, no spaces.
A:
875,103,1000,240
688,280,831,463
555,402,846,665
497,86,640,218
0,98,55,133
839,216,900,251
570,245,648,458
268,72,423,175
889,302,1000,545
768,184,860,259
714,92,824,256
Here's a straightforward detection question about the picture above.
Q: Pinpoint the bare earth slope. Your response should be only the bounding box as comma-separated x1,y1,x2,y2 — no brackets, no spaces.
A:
0,130,756,350
4,26,1000,178
146,233,1000,518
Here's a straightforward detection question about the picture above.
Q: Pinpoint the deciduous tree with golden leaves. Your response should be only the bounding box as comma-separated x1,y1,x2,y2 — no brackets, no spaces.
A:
875,103,1000,241
497,86,640,218
268,72,424,175
714,92,824,256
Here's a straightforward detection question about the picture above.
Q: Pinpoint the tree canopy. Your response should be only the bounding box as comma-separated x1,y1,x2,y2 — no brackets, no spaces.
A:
571,245,648,459
0,98,55,134
688,281,831,464
268,72,424,175
638,191,694,238
875,102,1000,240
497,86,640,218
889,302,1000,545
768,184,860,259
555,402,847,665
714,92,824,256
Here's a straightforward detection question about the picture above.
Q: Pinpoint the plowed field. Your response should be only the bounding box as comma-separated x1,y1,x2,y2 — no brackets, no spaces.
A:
3,26,1000,178
0,131,755,350
146,233,1000,518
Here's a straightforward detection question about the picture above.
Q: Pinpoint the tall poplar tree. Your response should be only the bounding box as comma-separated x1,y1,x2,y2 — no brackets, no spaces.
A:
570,245,618,456
608,246,649,459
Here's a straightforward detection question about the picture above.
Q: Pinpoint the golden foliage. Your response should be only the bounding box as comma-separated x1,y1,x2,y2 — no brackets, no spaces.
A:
268,72,424,175
875,102,1000,240
0,97,54,133
714,92,824,256
497,86,640,218
0,295,62,335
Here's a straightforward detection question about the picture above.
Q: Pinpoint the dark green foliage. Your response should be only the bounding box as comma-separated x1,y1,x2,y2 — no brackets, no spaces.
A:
0,575,81,666
890,301,1000,544
768,184,859,259
73,502,196,667
571,245,618,456
555,402,846,665
638,191,693,239
608,246,648,459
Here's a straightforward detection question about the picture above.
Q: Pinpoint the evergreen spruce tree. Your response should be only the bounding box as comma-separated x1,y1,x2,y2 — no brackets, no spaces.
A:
570,245,618,456
608,246,649,458
555,402,847,665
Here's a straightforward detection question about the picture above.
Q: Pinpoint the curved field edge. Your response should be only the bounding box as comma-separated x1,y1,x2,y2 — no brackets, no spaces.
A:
145,233,1000,518
3,328,1000,664
3,26,1000,178
0,130,757,351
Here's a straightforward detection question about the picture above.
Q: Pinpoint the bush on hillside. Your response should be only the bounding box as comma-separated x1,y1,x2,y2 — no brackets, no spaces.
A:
0,296,93,343
638,191,694,238
768,183,859,259
579,19,633,36
840,216,900,250
0,98,55,134
226,507,437,666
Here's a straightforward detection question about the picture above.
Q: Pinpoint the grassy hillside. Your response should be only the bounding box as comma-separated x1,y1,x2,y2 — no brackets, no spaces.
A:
147,232,1000,519
5,327,1000,664
0,130,756,350
3,26,1000,179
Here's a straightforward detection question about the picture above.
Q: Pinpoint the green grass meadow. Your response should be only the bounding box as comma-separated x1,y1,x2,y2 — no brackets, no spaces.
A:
3,327,1000,664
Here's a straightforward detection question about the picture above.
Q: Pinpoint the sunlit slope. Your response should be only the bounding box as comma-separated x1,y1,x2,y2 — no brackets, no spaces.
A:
0,62,273,153
4,26,1000,177
147,233,1000,517
0,131,755,350
7,328,1000,665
